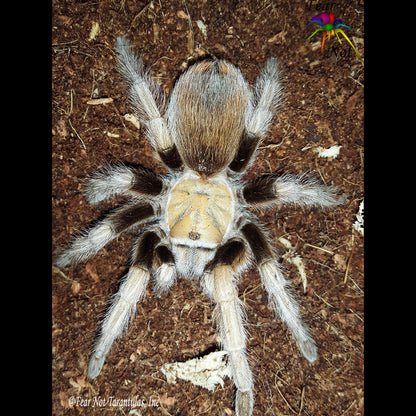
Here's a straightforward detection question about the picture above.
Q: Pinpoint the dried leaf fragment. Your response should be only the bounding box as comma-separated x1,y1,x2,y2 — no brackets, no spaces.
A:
88,21,100,41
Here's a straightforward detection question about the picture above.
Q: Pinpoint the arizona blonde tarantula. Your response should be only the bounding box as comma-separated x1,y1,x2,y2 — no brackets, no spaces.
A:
56,37,342,416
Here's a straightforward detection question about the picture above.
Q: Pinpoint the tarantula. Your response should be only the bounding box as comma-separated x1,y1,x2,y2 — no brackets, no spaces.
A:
55,37,342,416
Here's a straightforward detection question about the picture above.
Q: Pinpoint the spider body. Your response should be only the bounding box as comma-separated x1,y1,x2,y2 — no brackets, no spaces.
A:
306,12,362,59
167,172,233,248
166,170,236,278
56,37,342,416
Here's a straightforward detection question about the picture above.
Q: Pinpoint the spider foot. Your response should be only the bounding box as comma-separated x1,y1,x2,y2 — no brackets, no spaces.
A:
88,353,105,379
236,389,254,416
298,337,317,363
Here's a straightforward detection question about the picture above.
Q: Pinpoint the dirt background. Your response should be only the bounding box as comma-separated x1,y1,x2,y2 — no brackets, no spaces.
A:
52,0,364,415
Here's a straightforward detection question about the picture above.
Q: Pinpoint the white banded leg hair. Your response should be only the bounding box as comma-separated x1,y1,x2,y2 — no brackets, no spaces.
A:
84,163,164,205
88,231,161,378
241,222,317,362
55,202,154,268
229,57,283,174
213,265,253,416
115,37,182,169
203,240,253,416
242,172,342,209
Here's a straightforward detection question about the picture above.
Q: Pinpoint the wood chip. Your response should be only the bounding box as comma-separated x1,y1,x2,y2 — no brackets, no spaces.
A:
87,97,114,105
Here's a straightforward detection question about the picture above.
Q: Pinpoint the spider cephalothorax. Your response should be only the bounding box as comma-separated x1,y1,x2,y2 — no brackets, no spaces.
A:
55,37,342,416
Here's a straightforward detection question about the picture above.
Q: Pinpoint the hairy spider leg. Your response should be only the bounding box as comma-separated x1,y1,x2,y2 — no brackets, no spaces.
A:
203,239,253,416
241,222,317,362
242,172,342,208
213,264,253,416
55,202,154,267
231,57,283,173
116,37,183,170
85,163,164,205
88,231,160,378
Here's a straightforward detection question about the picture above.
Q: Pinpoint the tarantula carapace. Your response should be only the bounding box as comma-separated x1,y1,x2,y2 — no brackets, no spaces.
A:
55,37,342,416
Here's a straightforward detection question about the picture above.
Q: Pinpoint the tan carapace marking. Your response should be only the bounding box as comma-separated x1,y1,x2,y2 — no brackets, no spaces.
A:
167,176,233,247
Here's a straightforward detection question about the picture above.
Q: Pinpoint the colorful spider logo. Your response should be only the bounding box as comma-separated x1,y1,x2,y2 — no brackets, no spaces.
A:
306,12,362,59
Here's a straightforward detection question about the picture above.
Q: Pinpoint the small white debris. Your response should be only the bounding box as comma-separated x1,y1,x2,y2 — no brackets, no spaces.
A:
105,131,120,138
196,20,208,39
353,199,364,236
278,237,308,292
161,350,231,391
124,113,141,131
88,21,100,41
314,145,342,159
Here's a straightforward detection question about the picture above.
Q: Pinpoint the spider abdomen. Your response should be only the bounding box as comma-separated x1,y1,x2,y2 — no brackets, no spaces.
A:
167,60,251,176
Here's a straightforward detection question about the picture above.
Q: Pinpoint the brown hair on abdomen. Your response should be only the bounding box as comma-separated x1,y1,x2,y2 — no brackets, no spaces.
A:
167,60,251,176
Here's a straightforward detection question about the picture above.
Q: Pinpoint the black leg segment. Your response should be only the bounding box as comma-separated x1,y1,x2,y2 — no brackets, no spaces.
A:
205,239,246,271
110,202,154,235
132,231,161,269
131,168,164,196
243,174,278,204
155,245,175,265
229,131,260,173
158,145,183,170
241,223,273,264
